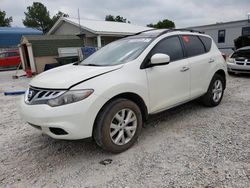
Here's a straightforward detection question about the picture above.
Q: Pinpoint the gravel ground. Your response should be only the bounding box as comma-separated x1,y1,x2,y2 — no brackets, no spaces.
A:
0,70,249,188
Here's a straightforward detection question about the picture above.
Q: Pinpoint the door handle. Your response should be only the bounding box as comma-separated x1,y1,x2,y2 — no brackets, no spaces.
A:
180,66,190,72
208,59,215,63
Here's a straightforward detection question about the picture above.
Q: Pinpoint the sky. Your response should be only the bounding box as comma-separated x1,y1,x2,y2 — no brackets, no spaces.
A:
1,0,250,28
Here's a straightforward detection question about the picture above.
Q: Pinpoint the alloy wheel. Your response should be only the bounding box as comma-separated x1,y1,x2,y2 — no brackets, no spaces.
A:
110,108,137,146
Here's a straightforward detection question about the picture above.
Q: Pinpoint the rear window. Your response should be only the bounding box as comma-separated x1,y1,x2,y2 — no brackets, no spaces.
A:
181,35,206,57
199,36,212,52
231,49,250,59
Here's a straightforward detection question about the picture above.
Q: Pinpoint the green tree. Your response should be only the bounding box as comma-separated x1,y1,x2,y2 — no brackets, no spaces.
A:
0,10,12,26
49,11,69,29
23,2,52,33
105,15,130,23
147,19,175,29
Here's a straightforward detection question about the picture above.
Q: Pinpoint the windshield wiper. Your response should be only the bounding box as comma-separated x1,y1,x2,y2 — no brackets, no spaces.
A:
82,63,103,66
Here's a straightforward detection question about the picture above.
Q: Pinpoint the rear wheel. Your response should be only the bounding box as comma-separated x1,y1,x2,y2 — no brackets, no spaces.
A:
201,74,225,107
93,98,142,153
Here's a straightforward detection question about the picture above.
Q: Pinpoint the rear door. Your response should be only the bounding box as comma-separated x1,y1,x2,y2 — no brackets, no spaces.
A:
180,35,213,98
145,36,190,113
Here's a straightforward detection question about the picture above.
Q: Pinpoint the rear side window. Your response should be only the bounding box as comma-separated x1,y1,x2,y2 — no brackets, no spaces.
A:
199,36,212,52
151,36,184,62
181,35,206,57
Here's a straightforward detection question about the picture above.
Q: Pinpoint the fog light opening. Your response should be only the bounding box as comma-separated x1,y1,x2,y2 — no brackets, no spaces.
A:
49,128,68,135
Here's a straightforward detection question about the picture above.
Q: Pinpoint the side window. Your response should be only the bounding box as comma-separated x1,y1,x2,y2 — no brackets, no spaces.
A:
0,53,5,58
7,52,18,57
181,35,206,57
199,36,212,52
151,36,184,62
218,30,225,43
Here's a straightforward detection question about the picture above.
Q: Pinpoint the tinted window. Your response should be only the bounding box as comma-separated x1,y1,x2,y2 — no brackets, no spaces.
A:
199,36,212,52
181,35,206,57
0,53,6,58
218,30,225,43
151,36,184,62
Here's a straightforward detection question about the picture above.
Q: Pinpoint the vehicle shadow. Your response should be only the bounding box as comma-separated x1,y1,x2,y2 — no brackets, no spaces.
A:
3,99,206,185
228,73,250,78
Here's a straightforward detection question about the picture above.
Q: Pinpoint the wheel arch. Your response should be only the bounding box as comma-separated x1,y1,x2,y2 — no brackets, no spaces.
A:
92,92,148,136
214,69,226,89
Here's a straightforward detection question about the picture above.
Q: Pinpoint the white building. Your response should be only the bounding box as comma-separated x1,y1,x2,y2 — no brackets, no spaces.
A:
188,19,250,55
48,17,150,49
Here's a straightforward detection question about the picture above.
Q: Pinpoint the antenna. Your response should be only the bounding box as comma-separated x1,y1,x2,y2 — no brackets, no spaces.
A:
78,8,82,33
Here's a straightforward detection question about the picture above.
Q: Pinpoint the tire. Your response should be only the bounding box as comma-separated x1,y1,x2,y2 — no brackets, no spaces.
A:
93,98,143,153
201,74,225,107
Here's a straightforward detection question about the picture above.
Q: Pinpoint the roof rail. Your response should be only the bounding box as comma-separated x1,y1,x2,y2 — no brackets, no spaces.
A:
171,29,204,34
133,28,158,36
132,28,204,38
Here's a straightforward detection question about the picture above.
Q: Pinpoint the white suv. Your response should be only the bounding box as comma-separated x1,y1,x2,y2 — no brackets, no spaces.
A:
20,29,226,153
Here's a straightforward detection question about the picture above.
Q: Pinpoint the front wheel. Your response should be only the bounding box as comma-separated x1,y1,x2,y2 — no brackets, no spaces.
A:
201,74,225,107
93,98,142,153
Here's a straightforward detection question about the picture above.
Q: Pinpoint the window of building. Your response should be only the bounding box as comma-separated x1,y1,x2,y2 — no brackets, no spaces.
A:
218,30,226,43
151,36,184,62
181,35,206,57
242,27,250,36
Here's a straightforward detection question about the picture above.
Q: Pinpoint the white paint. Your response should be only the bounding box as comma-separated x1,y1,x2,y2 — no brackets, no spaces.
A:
97,35,102,48
26,43,36,73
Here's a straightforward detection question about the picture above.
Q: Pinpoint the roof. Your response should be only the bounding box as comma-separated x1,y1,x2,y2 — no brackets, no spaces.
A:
48,17,150,36
0,27,42,47
186,19,249,29
24,35,81,41
0,27,42,34
22,35,84,57
0,50,19,53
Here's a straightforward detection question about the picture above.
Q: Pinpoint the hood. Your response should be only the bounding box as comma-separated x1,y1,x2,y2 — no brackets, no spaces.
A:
30,64,123,89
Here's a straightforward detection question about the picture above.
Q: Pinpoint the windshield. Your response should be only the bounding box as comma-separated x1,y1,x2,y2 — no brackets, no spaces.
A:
80,38,152,66
232,49,250,59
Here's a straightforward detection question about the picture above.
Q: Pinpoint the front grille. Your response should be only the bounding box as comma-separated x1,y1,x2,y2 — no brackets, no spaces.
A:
25,87,65,105
236,62,244,65
235,58,245,62
232,69,250,72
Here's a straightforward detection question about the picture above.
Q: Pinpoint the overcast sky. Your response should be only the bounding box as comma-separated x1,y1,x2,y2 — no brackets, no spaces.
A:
1,0,250,28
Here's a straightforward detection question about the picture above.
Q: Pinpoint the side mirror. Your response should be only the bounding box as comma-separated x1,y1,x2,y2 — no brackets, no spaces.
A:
150,53,170,66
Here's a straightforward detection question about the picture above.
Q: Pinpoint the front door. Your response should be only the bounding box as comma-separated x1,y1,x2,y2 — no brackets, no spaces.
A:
145,36,190,113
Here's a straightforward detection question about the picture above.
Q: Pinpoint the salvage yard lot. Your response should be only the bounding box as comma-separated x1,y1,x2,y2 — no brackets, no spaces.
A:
0,70,250,187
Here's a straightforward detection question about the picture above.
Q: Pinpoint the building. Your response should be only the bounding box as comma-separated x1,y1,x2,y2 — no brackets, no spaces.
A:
188,19,250,55
19,35,84,73
0,27,42,51
48,17,150,48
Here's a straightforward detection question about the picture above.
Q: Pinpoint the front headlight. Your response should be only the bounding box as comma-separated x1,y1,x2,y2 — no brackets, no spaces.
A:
228,58,234,64
47,89,94,107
